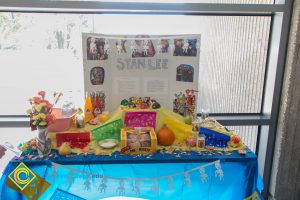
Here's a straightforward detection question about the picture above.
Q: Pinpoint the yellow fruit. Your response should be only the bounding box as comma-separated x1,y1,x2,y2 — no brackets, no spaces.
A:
58,142,72,155
98,113,109,123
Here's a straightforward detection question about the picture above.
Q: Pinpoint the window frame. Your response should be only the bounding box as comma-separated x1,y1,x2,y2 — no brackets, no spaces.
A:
0,0,294,198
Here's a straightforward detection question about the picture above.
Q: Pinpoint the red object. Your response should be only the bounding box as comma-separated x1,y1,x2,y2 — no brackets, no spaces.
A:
38,91,46,99
232,135,241,144
93,94,102,117
56,132,90,149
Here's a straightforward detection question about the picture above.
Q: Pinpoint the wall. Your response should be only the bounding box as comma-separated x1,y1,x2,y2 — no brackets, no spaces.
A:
270,0,300,199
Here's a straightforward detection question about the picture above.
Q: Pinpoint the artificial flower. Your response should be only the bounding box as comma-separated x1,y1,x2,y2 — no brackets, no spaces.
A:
26,109,32,115
38,91,46,99
45,103,53,110
38,113,46,119
33,96,42,104
39,121,47,126
34,104,43,112
46,114,55,124
28,98,33,105
27,91,61,129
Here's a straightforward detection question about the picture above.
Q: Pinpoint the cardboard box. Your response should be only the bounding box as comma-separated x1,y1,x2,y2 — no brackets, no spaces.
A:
121,127,157,154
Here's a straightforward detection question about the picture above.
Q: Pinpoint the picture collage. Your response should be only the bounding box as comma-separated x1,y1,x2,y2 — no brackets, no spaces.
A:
83,34,200,115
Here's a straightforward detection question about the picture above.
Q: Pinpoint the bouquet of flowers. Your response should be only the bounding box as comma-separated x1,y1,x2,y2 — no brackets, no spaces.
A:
26,91,62,130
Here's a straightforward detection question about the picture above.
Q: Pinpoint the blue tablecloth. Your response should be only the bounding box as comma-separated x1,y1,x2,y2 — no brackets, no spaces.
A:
0,149,263,200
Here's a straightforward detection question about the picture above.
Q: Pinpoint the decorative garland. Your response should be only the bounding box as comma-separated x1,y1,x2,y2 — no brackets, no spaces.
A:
51,160,223,196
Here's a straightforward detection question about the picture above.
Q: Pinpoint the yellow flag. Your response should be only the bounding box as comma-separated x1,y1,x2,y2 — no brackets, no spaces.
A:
6,162,50,200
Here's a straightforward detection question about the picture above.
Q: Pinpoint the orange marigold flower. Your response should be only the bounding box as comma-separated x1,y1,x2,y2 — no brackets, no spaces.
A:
46,114,55,124
38,91,46,99
33,97,42,104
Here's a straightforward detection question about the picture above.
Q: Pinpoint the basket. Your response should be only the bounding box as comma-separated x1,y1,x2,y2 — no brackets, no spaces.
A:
48,108,77,132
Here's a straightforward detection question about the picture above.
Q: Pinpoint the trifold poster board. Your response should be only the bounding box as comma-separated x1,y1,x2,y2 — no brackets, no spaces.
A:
82,34,201,116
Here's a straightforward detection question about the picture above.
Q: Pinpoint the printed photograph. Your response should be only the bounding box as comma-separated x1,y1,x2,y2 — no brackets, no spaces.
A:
132,35,155,58
90,66,105,85
158,39,170,53
115,40,127,54
173,39,197,56
176,64,194,82
87,37,108,60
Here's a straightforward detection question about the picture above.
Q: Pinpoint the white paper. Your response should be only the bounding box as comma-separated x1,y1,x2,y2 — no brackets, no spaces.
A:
143,78,168,94
114,77,139,94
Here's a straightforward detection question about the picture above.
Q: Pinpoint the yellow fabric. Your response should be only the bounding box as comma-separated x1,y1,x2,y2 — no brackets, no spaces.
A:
102,107,194,143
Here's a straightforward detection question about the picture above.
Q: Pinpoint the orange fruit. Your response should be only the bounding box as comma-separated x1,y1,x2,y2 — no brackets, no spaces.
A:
157,125,175,146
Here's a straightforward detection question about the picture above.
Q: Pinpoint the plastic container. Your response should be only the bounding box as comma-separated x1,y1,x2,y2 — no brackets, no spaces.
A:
48,108,77,132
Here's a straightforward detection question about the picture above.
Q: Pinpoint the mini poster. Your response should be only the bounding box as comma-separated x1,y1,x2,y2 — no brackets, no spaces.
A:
115,40,127,54
124,111,157,129
90,67,105,85
87,37,108,60
132,36,156,58
82,34,201,112
173,89,196,116
158,39,170,53
176,64,194,82
173,39,197,56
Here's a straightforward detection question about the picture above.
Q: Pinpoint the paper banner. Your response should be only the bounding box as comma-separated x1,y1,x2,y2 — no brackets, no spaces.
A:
50,188,86,200
124,111,157,129
91,119,124,141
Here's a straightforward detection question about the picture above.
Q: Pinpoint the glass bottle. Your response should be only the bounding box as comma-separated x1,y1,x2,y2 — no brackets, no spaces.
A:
84,93,94,124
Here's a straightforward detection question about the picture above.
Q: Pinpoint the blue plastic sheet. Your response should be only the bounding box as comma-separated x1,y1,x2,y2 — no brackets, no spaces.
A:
0,156,262,200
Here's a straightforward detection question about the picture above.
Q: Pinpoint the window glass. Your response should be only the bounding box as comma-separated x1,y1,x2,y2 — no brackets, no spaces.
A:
0,13,270,115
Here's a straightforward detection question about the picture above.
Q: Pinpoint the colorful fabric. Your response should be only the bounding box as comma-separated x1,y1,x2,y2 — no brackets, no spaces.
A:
102,107,194,143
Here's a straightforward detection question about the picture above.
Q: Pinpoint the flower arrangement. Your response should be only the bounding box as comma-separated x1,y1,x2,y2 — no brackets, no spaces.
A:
26,91,62,130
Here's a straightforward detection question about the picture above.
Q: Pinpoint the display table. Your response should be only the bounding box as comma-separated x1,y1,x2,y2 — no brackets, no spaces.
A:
0,148,263,200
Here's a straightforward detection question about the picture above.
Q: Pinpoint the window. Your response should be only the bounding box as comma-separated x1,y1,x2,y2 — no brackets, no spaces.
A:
0,1,293,198
0,13,270,115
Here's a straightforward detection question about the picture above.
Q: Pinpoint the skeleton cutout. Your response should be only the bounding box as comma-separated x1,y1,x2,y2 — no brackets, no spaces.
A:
183,39,190,53
130,40,137,56
143,40,150,55
104,40,110,55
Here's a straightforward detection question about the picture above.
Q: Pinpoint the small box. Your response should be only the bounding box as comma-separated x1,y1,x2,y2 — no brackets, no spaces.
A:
120,127,157,154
